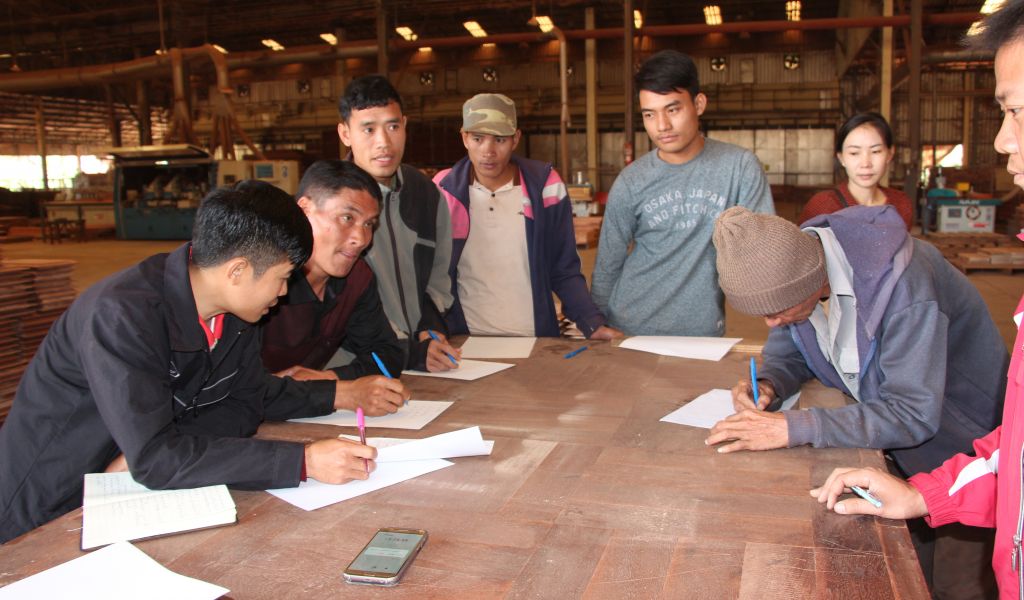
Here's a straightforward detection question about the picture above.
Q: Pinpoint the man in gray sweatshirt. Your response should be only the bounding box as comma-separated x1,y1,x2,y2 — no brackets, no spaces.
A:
592,50,774,336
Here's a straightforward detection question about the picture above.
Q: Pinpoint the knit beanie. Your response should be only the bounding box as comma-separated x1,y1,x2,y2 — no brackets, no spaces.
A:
712,207,827,316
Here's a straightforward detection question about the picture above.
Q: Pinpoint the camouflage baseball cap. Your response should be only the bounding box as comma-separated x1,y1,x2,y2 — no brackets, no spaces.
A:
462,93,517,136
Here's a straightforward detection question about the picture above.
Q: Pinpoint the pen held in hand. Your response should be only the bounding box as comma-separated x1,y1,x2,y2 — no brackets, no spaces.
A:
356,407,368,474
750,357,760,410
427,329,459,366
850,485,883,508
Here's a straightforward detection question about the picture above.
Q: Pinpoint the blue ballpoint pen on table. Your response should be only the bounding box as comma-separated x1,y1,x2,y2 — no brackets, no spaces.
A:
564,346,589,359
426,329,459,366
750,357,761,410
850,485,883,508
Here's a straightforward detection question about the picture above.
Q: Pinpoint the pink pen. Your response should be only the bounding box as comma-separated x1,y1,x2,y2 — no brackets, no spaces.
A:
356,407,368,474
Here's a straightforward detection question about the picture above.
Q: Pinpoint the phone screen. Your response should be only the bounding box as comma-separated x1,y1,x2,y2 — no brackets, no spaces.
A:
348,530,425,576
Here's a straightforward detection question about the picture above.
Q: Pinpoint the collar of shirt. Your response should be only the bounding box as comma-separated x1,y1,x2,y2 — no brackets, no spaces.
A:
283,269,345,308
470,177,517,196
378,167,403,196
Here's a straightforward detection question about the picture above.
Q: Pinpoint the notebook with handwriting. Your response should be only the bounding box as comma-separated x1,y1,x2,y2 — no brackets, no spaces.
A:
81,472,237,550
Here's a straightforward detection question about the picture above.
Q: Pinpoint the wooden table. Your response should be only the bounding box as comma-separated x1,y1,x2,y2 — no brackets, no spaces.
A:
0,338,928,599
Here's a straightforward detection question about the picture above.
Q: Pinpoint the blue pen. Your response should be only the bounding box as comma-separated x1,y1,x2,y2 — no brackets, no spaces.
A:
371,351,405,406
370,348,393,376
750,357,761,410
427,330,459,366
850,485,883,509
564,346,589,359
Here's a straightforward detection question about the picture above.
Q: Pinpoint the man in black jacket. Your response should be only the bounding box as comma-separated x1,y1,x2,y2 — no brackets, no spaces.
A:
0,181,376,544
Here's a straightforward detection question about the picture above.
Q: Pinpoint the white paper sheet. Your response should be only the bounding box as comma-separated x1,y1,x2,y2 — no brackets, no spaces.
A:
288,400,453,430
660,389,801,429
266,459,453,511
619,336,742,361
458,336,537,359
402,359,514,381
338,426,492,462
0,541,228,600
81,473,236,551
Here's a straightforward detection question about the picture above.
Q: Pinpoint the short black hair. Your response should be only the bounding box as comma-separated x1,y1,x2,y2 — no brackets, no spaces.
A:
191,180,312,277
968,0,1024,52
835,112,894,153
634,50,701,99
338,75,404,122
297,160,383,207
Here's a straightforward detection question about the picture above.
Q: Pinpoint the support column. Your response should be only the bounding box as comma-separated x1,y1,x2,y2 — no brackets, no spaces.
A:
136,79,152,145
105,84,122,147
376,0,388,75
880,0,893,186
585,7,599,191
35,98,48,190
903,0,922,215
623,0,635,166
962,71,973,167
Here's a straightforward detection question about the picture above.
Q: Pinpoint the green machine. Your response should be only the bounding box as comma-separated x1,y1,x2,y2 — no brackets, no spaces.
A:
110,145,243,240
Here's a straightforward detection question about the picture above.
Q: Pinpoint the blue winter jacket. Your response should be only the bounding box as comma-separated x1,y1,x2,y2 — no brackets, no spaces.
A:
434,155,607,337
760,205,1007,475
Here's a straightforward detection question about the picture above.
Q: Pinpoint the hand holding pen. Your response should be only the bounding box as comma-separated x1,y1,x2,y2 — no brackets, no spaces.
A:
730,360,776,412
423,330,461,372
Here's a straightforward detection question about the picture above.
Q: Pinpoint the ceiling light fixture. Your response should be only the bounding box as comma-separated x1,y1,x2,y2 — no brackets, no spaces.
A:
967,0,1005,36
534,16,554,32
703,5,723,26
785,0,801,21
212,44,228,54
320,33,338,45
634,10,643,28
463,21,488,38
261,39,285,51
395,26,418,41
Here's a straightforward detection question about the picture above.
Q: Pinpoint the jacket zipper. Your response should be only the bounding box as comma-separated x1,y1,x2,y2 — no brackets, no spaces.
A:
1014,440,1024,599
187,329,243,417
383,190,413,337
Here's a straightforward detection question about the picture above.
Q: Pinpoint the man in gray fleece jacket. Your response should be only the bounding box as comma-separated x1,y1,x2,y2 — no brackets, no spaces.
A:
705,205,1006,478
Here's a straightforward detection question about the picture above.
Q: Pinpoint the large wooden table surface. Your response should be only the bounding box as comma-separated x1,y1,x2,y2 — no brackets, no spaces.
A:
0,337,928,599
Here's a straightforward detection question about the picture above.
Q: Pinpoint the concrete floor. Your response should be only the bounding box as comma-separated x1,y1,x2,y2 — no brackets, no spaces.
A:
3,238,1020,352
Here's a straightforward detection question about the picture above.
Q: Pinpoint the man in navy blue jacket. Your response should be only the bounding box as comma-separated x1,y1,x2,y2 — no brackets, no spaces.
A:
433,93,621,340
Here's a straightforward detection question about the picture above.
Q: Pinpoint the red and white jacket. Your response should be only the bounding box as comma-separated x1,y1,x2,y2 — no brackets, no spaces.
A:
910,288,1024,599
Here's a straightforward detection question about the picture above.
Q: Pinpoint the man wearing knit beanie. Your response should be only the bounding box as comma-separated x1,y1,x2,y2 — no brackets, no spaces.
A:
705,204,1007,596
705,205,1004,481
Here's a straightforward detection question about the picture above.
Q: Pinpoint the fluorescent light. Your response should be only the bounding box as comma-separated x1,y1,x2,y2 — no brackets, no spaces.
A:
418,46,433,52
482,42,496,48
967,0,1005,35
534,16,554,32
703,5,722,26
785,0,801,21
212,44,228,54
262,39,285,51
463,21,488,37
395,26,418,41
320,33,338,45
634,10,643,28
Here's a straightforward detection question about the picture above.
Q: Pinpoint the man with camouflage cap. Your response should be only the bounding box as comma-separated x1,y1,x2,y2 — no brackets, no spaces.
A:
433,93,621,340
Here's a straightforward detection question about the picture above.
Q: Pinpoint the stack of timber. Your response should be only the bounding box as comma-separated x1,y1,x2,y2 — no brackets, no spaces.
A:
0,259,75,423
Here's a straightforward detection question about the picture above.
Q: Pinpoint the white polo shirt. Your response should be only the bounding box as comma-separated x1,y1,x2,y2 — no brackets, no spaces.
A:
458,178,535,336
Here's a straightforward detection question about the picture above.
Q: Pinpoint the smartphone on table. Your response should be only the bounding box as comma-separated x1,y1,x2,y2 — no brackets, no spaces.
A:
342,527,428,586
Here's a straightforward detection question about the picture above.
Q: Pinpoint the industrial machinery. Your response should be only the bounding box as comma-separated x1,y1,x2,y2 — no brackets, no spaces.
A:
107,145,297,240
